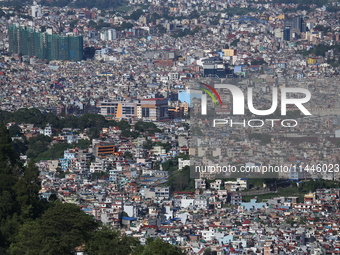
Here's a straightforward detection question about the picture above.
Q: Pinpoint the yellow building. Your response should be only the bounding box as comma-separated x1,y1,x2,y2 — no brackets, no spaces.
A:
222,49,236,57
180,102,189,114
269,14,285,20
307,58,317,65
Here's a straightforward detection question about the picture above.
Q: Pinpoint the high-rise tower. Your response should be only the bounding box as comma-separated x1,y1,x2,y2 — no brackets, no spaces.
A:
8,25,83,61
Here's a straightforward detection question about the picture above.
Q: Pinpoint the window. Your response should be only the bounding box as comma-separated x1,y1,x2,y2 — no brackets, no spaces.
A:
122,107,134,115
142,108,150,117
107,107,116,114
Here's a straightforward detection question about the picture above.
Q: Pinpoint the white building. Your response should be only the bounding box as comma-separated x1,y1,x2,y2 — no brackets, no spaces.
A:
74,161,87,172
108,29,118,40
289,166,305,180
210,179,222,190
195,179,206,189
90,160,107,173
194,198,208,209
180,198,195,208
335,129,340,138
100,29,118,41
44,124,53,137
31,1,42,18
67,134,78,144
154,186,170,199
224,178,248,192
64,149,76,159
178,158,190,170
168,72,179,81
109,170,118,182
123,204,137,217
201,230,215,241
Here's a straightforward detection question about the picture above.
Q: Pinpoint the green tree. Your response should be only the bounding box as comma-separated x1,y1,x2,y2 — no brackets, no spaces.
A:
70,19,79,29
137,238,185,255
87,126,101,139
189,10,200,19
162,158,177,172
124,151,133,159
120,22,134,30
13,160,41,219
117,120,130,131
83,47,96,60
151,13,161,22
74,139,91,149
0,122,45,252
203,248,212,255
248,133,272,145
86,226,140,255
88,20,97,28
153,161,160,170
12,108,44,127
155,142,172,152
251,58,267,66
34,141,70,161
313,24,331,33
191,126,203,136
9,202,98,255
167,166,194,191
156,24,166,34
129,9,144,20
336,140,340,148
0,122,20,252
8,125,22,137
144,139,154,150
11,139,28,155
90,172,109,181
230,38,240,47
134,121,161,134
26,134,52,159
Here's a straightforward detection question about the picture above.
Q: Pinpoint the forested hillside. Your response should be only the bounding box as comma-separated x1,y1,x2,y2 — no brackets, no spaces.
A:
0,121,185,254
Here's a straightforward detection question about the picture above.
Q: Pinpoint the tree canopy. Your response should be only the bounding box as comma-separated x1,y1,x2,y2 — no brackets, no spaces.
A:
0,122,45,252
137,238,185,255
86,226,140,255
9,202,98,255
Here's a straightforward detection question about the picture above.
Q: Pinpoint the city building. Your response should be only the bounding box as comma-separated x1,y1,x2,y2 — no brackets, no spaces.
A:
94,142,116,158
8,25,83,61
31,1,42,18
283,27,291,41
140,98,168,121
202,57,232,78
97,99,168,121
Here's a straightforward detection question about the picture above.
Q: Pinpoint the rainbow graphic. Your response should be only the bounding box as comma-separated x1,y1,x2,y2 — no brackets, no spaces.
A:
200,82,222,115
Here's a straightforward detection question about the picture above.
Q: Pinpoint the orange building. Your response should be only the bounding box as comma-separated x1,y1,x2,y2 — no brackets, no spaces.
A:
94,143,116,157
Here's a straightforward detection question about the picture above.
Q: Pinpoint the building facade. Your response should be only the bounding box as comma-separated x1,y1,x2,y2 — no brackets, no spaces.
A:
97,98,168,121
8,24,83,61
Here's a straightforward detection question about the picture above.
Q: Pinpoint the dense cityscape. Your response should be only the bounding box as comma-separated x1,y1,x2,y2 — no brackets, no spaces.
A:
1,0,340,254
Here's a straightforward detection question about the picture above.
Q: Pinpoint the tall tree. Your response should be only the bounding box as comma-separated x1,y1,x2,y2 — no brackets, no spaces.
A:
9,202,98,255
86,226,140,255
13,160,42,219
137,238,185,255
0,122,44,252
0,121,21,252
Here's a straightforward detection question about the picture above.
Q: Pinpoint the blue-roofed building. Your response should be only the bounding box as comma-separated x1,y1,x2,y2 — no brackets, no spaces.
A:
240,199,267,211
